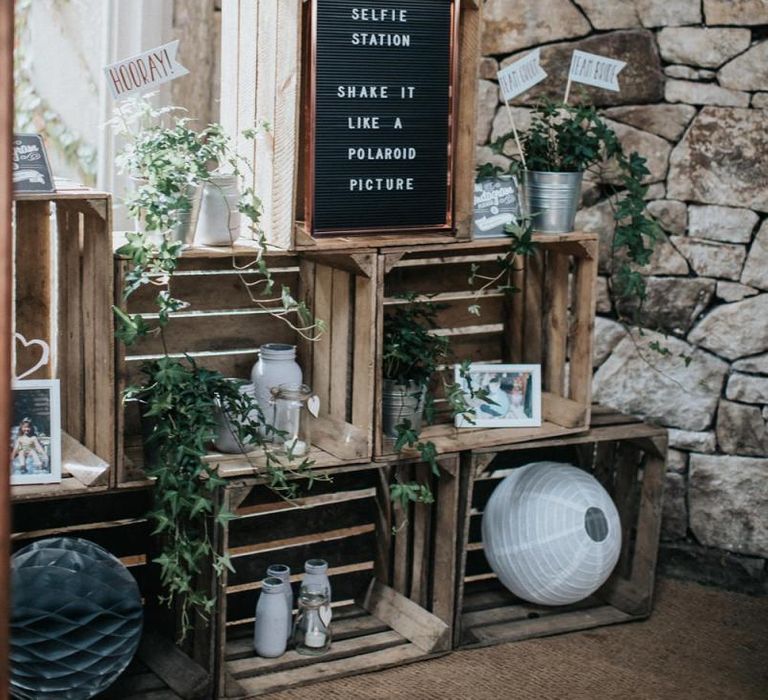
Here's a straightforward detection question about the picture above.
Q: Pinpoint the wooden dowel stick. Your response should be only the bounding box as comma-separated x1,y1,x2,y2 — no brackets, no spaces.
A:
503,99,527,172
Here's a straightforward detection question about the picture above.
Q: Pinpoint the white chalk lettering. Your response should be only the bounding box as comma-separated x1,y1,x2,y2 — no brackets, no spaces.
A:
351,32,411,47
349,177,415,191
348,116,380,129
347,147,417,160
336,85,389,99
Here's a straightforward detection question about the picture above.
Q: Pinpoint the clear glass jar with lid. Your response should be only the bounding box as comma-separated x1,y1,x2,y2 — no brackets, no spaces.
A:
270,383,313,458
293,585,331,656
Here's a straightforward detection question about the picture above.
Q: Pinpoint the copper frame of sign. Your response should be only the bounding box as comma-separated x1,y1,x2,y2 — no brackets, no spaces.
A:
302,0,460,238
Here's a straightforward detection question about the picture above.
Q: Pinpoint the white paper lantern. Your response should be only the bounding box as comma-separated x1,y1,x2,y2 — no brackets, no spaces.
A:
482,461,621,606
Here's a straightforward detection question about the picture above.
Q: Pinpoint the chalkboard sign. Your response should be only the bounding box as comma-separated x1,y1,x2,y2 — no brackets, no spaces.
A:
12,134,54,194
306,0,458,236
473,176,521,238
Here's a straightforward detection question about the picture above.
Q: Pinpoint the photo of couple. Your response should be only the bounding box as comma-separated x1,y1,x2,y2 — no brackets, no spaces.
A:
455,364,541,428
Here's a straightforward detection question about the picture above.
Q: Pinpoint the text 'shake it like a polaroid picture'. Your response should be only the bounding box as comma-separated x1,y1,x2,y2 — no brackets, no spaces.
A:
10,380,61,486
454,364,541,429
12,134,55,194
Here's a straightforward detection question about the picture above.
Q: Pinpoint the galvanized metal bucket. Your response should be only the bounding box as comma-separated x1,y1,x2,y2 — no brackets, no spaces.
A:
521,170,583,233
382,380,425,441
169,184,202,246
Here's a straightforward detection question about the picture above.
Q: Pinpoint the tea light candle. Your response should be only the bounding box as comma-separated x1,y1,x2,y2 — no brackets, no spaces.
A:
285,437,307,456
304,629,327,648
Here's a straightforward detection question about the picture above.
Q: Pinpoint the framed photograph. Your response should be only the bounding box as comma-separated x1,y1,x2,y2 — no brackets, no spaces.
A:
454,364,541,428
10,379,61,485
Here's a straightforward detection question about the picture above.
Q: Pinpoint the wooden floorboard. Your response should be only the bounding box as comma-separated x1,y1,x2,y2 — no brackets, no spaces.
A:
229,630,406,678
229,643,435,698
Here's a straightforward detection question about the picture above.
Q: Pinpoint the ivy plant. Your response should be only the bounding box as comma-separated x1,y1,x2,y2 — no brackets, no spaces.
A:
488,101,661,317
113,98,325,640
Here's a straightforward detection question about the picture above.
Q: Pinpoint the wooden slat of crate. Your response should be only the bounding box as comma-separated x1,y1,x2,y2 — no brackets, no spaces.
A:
219,0,300,250
14,201,52,380
453,0,481,240
213,458,457,697
454,410,667,649
374,234,597,460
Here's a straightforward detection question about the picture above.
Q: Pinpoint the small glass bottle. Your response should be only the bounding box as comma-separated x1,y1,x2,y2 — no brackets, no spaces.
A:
294,586,332,656
303,558,332,625
266,564,293,641
253,577,289,658
271,384,313,458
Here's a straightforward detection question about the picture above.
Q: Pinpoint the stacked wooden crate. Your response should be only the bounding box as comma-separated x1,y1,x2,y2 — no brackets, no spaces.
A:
214,458,459,697
454,408,667,649
11,186,114,500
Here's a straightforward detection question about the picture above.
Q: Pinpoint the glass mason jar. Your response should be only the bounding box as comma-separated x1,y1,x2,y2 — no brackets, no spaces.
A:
293,586,332,656
270,384,313,458
303,558,332,625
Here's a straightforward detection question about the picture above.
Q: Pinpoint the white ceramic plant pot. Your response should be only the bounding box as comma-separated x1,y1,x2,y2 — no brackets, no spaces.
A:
213,381,259,453
194,173,241,246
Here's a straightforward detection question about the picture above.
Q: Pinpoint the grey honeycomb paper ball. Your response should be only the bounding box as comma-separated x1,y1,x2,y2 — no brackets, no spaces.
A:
10,537,144,699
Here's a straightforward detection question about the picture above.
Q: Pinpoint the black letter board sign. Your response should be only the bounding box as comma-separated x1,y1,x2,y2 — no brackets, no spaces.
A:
305,0,459,237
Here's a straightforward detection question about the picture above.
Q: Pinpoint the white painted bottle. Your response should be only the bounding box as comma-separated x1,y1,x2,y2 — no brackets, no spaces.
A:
251,344,302,431
266,564,293,640
253,577,289,657
303,559,332,625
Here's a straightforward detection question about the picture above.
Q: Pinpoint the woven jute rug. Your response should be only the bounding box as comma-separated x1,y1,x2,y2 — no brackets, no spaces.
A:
265,578,768,699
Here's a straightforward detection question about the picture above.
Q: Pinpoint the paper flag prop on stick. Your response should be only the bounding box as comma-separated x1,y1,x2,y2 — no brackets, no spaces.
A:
496,50,548,171
104,40,189,100
564,50,626,102
497,49,547,102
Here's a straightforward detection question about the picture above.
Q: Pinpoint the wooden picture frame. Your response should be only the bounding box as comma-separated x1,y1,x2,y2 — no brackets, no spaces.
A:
302,0,461,237
454,363,542,429
10,379,61,485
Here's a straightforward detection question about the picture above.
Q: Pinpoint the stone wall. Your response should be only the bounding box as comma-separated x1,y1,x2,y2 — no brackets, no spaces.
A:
478,0,767,593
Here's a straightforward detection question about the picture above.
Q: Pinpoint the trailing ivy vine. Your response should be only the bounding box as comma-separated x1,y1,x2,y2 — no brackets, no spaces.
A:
489,101,660,319
114,99,325,640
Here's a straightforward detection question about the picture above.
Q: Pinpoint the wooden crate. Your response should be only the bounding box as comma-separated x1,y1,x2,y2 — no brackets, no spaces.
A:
374,233,598,460
11,186,114,500
454,407,667,649
219,0,481,251
115,245,377,486
214,457,460,697
11,488,213,700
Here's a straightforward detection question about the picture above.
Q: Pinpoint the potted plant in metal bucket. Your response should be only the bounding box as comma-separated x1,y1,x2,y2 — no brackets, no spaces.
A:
381,296,449,443
492,101,657,241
